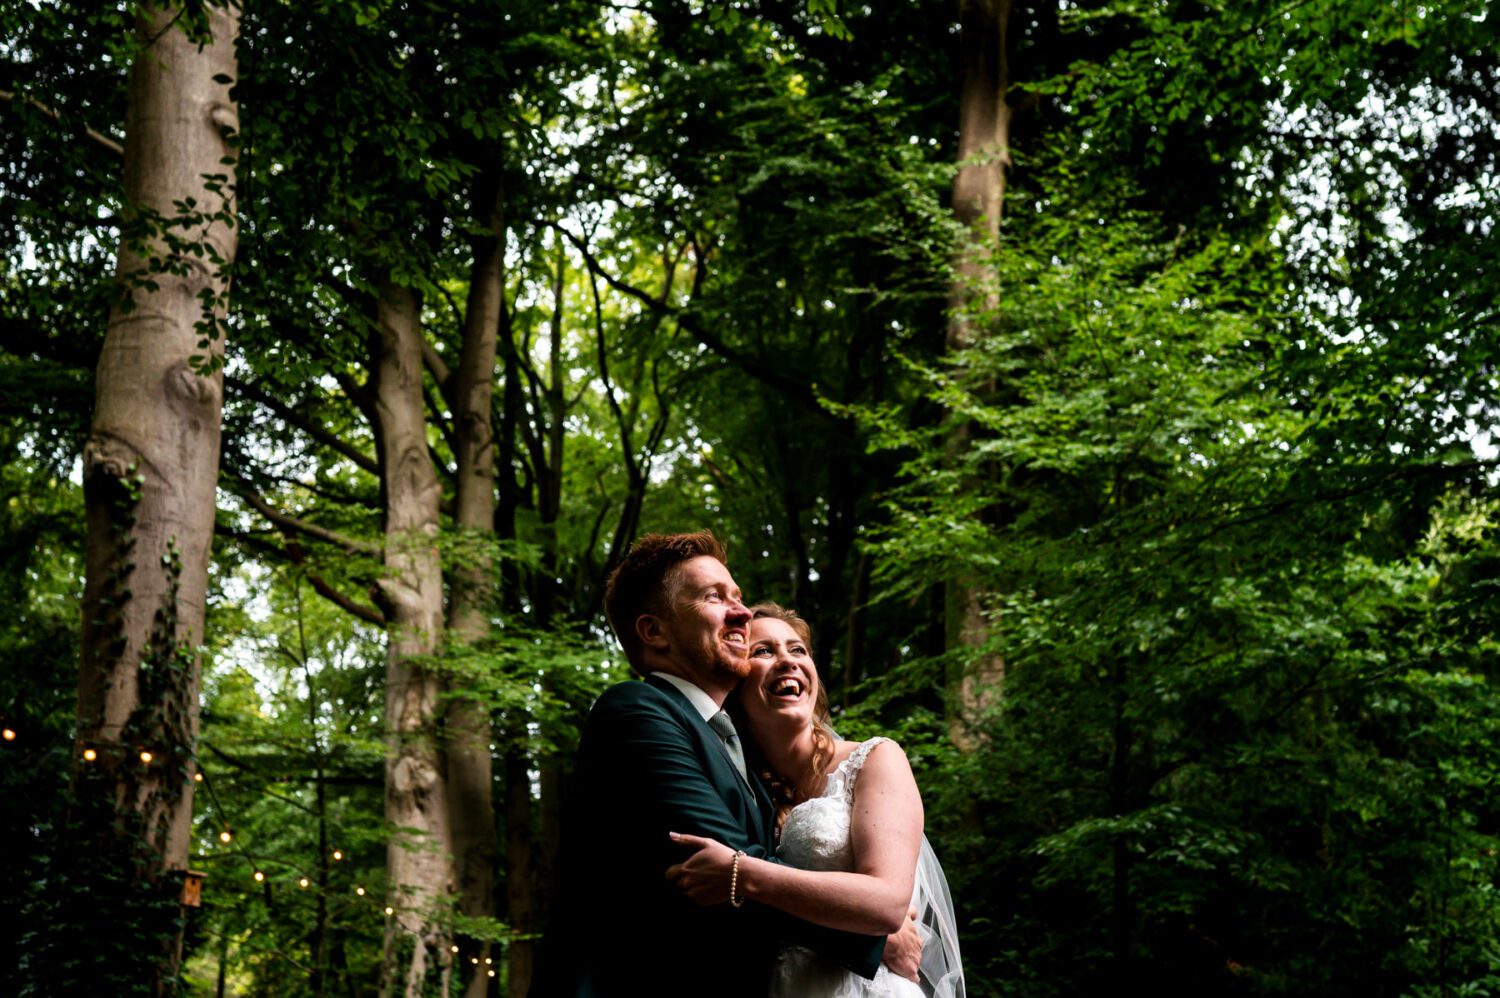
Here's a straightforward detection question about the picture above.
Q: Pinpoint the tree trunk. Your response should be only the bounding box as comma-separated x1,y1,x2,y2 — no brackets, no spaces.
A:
70,2,238,990
311,656,330,998
374,279,454,998
946,0,1012,749
448,175,504,998
503,748,537,998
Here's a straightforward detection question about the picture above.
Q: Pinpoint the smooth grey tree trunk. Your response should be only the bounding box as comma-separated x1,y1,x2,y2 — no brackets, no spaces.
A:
71,2,238,989
946,0,1012,748
447,179,504,998
374,280,454,998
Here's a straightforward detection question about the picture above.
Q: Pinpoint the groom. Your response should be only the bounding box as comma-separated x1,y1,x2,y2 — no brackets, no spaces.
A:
531,531,891,997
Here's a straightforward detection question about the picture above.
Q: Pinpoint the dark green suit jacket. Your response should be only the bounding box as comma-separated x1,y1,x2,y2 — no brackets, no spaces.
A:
531,675,885,997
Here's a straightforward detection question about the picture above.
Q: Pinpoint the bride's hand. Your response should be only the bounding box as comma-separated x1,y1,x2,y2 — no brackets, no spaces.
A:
665,831,739,906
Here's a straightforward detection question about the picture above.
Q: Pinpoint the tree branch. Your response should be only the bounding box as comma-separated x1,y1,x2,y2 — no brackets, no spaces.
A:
421,336,454,404
226,473,382,558
0,88,125,158
557,225,826,414
225,374,380,475
214,523,388,626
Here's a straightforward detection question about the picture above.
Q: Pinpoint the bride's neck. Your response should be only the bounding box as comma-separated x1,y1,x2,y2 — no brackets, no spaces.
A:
760,722,821,801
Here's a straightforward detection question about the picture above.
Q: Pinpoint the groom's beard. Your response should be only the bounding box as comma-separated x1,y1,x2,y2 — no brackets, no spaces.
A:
711,640,752,681
681,626,752,683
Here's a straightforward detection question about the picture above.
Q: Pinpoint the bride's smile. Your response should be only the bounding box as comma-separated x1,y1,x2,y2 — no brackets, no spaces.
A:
744,619,820,725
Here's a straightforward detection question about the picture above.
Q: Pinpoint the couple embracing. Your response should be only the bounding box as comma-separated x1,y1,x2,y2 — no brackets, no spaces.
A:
532,531,964,998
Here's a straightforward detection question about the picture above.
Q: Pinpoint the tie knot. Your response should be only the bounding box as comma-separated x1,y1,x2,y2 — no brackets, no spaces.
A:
708,710,738,742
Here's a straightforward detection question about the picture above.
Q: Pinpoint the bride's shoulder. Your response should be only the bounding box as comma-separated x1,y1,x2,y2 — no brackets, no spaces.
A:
823,738,857,773
852,736,917,784
832,735,910,776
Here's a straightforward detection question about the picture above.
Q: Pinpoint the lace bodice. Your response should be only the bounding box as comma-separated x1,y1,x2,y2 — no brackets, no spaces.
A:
778,737,887,872
772,737,922,998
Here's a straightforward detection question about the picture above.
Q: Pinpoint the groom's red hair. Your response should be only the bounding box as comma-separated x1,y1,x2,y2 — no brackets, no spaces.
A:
604,530,728,674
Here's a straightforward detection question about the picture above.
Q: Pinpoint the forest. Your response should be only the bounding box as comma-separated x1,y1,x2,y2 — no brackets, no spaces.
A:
2,0,1498,995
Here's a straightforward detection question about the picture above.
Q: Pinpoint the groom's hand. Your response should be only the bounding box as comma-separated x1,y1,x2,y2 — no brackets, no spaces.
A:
882,908,923,982
665,831,737,905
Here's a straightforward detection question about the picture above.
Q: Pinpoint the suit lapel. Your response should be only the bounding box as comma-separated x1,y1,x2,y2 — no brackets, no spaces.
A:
644,676,770,836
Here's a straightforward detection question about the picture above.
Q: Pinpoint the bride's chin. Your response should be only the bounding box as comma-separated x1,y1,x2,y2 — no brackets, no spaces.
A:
747,704,806,738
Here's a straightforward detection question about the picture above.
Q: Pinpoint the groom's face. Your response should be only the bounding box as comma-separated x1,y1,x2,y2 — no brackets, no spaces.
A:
662,555,753,685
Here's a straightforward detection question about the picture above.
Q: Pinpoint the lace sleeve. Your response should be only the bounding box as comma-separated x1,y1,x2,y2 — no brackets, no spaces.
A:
835,736,890,803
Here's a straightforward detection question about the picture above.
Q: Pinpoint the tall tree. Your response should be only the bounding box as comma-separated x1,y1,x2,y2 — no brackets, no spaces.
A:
444,168,505,998
67,2,239,989
945,0,1012,745
372,279,453,997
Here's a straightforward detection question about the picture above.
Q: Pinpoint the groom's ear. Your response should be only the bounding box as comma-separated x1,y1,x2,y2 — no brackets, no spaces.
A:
635,613,670,653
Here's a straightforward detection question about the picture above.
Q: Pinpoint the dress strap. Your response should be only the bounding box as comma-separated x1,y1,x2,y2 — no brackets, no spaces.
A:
836,736,889,802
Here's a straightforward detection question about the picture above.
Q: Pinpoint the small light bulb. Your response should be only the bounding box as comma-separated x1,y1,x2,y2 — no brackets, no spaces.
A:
384,906,394,916
488,970,496,978
450,945,459,954
355,886,365,896
253,871,265,882
332,850,343,861
193,772,203,782
299,877,309,888
2,728,15,741
470,957,479,965
139,750,153,764
484,958,492,965
219,830,232,843
83,748,98,762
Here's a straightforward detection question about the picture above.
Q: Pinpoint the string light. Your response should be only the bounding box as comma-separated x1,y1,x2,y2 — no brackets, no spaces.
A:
355,886,365,896
219,830,233,843
2,728,15,741
488,970,496,979
470,957,478,965
253,871,265,883
384,906,394,916
83,748,97,762
299,877,310,888
332,850,343,861
450,945,459,954
139,750,153,764
193,772,203,782
484,958,492,966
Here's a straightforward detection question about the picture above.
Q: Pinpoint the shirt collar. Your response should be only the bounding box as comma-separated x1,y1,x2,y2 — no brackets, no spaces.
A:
651,671,721,722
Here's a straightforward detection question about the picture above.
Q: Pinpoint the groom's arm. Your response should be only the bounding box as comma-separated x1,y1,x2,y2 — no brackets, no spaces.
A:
590,684,885,979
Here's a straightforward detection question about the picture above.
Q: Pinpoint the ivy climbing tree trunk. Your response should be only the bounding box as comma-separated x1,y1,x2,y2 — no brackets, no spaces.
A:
69,2,238,991
446,173,504,998
374,279,454,998
946,0,1012,748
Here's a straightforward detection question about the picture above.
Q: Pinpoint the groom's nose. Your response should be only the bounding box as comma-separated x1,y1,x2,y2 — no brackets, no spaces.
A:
726,597,751,623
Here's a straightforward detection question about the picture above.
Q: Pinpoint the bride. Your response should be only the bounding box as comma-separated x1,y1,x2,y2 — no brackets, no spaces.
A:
667,603,965,998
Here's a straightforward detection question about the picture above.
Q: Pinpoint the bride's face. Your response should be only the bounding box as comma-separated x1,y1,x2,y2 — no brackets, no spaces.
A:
740,616,820,732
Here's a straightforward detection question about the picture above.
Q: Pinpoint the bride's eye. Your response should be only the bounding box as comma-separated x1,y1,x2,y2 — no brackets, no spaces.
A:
749,645,773,658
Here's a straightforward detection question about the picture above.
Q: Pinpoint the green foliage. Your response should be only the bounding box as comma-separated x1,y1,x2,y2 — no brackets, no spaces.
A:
4,0,1499,993
858,123,1500,998
0,426,85,994
188,570,392,994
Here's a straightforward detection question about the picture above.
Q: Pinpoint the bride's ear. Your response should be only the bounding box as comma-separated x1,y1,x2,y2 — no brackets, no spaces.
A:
635,614,670,653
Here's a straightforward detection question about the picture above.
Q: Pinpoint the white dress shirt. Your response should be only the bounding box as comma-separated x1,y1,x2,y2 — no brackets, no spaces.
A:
651,671,721,722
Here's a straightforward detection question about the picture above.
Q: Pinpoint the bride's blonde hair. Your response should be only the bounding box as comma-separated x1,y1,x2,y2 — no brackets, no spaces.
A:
742,602,836,830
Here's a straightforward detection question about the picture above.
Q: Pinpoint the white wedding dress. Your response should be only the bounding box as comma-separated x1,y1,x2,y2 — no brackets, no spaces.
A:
771,737,966,998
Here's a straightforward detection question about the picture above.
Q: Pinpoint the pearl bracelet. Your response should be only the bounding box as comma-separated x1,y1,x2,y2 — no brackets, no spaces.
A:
729,850,746,908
